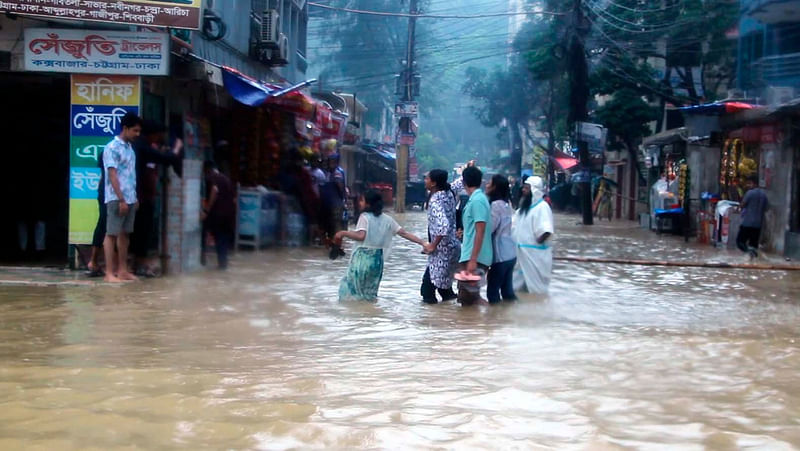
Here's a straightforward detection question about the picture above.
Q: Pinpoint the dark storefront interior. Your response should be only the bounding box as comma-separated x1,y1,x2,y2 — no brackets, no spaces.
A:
0,74,70,264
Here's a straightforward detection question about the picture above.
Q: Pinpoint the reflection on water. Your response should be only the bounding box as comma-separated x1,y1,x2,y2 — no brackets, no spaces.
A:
0,213,798,449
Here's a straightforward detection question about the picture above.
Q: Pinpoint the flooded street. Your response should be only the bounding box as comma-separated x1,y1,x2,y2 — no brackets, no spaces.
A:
1,212,799,450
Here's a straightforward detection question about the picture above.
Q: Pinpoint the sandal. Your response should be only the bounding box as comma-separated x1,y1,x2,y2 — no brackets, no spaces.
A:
134,267,158,278
86,267,105,278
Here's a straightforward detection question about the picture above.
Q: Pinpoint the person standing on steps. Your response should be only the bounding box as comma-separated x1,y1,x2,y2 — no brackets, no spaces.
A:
102,112,142,283
202,161,236,270
130,120,183,277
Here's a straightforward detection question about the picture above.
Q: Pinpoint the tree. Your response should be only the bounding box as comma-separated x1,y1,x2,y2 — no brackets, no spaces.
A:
415,133,449,174
310,0,418,128
581,0,739,108
592,88,659,157
462,60,538,175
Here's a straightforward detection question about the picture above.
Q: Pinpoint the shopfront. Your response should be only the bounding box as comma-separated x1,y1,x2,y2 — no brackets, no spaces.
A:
642,128,690,236
0,72,71,263
0,20,171,265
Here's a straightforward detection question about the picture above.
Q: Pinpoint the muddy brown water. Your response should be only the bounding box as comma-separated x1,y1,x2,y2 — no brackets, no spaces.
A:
0,213,798,449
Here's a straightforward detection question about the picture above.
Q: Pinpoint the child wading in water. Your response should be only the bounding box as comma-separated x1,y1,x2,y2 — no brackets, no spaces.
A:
335,190,427,301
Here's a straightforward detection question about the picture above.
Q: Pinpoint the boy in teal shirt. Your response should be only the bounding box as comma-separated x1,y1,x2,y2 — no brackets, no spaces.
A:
458,166,493,305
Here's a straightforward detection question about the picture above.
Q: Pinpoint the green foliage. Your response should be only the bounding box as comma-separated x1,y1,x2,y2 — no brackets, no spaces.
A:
312,0,414,127
415,133,448,174
505,0,738,155
583,0,739,103
309,0,504,168
593,88,659,151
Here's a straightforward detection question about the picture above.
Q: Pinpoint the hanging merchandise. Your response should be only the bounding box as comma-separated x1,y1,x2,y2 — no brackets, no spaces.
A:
678,161,689,206
720,138,743,200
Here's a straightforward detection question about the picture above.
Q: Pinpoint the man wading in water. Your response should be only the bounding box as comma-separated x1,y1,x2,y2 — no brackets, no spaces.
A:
102,112,142,283
456,165,493,305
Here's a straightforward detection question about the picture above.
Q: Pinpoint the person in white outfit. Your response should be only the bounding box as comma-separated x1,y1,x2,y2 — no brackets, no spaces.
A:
513,176,554,294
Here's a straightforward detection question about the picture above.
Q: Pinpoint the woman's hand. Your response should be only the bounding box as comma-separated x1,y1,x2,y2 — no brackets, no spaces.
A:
333,231,344,246
423,242,436,254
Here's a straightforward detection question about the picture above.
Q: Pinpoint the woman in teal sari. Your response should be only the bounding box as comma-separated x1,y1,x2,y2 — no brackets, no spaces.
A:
335,190,427,301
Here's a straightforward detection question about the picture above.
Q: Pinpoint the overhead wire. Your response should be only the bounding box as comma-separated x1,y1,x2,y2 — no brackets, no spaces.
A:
307,2,565,18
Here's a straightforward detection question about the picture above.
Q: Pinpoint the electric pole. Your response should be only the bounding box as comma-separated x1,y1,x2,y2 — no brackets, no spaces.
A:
568,0,593,225
395,0,418,213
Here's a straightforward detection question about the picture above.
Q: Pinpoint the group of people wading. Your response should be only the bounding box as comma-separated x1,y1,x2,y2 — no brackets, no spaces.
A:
335,161,555,304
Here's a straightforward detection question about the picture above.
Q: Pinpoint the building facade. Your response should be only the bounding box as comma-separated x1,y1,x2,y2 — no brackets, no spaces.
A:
737,0,800,102
0,1,310,271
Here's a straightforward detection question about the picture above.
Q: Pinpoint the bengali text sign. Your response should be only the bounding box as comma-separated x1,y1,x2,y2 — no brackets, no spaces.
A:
69,74,141,245
25,28,169,75
2,0,202,29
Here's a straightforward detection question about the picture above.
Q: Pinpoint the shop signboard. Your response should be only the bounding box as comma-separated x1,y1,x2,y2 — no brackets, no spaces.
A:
69,74,141,245
409,157,419,182
760,144,776,189
25,28,169,76
576,121,607,154
603,163,618,181
1,0,203,29
398,133,416,146
395,102,419,118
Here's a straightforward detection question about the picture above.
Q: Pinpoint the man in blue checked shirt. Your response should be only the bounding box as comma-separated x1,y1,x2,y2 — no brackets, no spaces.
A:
102,112,142,283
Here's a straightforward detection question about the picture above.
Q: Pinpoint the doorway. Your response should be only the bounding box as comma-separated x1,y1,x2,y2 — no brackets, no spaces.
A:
0,74,70,264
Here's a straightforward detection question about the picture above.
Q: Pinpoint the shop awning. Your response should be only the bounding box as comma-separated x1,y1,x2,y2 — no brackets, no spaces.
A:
267,89,316,119
679,101,759,115
553,156,578,171
643,127,688,147
362,144,396,161
314,102,347,139
375,148,396,161
222,66,316,113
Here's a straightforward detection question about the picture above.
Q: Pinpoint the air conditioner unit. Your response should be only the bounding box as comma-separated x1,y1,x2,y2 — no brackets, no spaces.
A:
766,86,796,106
269,34,289,66
258,9,280,48
258,34,289,66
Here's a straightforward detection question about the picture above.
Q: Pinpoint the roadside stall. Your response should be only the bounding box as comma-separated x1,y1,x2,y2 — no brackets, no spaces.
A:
642,128,690,239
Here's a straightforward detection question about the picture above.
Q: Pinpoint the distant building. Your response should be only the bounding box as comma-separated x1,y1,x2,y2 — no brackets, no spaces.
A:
737,0,800,104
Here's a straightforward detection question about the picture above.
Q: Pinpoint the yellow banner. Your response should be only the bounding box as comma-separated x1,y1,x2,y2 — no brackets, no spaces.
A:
71,75,141,106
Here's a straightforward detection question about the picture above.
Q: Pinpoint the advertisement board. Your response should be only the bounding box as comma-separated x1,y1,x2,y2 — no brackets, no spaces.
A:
25,28,169,76
576,121,607,154
1,0,203,29
69,74,141,245
395,102,419,118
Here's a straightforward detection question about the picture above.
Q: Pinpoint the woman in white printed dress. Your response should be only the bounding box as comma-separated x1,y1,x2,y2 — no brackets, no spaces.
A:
420,169,461,303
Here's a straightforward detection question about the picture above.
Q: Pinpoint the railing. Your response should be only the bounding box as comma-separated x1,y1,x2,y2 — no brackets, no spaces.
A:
752,52,800,84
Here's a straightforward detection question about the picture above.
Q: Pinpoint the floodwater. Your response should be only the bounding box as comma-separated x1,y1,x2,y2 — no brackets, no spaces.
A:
1,213,799,450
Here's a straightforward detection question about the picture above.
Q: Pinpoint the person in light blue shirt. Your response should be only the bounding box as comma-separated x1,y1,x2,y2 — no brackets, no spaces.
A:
486,174,517,304
102,112,141,283
457,165,493,305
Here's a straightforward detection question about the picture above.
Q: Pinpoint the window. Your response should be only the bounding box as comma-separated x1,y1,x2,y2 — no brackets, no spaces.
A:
776,23,800,55
298,11,307,56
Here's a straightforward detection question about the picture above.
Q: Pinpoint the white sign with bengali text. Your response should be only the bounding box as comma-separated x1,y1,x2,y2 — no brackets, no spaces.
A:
24,28,169,76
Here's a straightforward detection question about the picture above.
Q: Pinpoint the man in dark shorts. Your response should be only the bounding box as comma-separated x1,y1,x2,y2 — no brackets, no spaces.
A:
102,113,142,282
737,175,768,259
87,151,108,277
202,161,236,269
130,121,183,277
